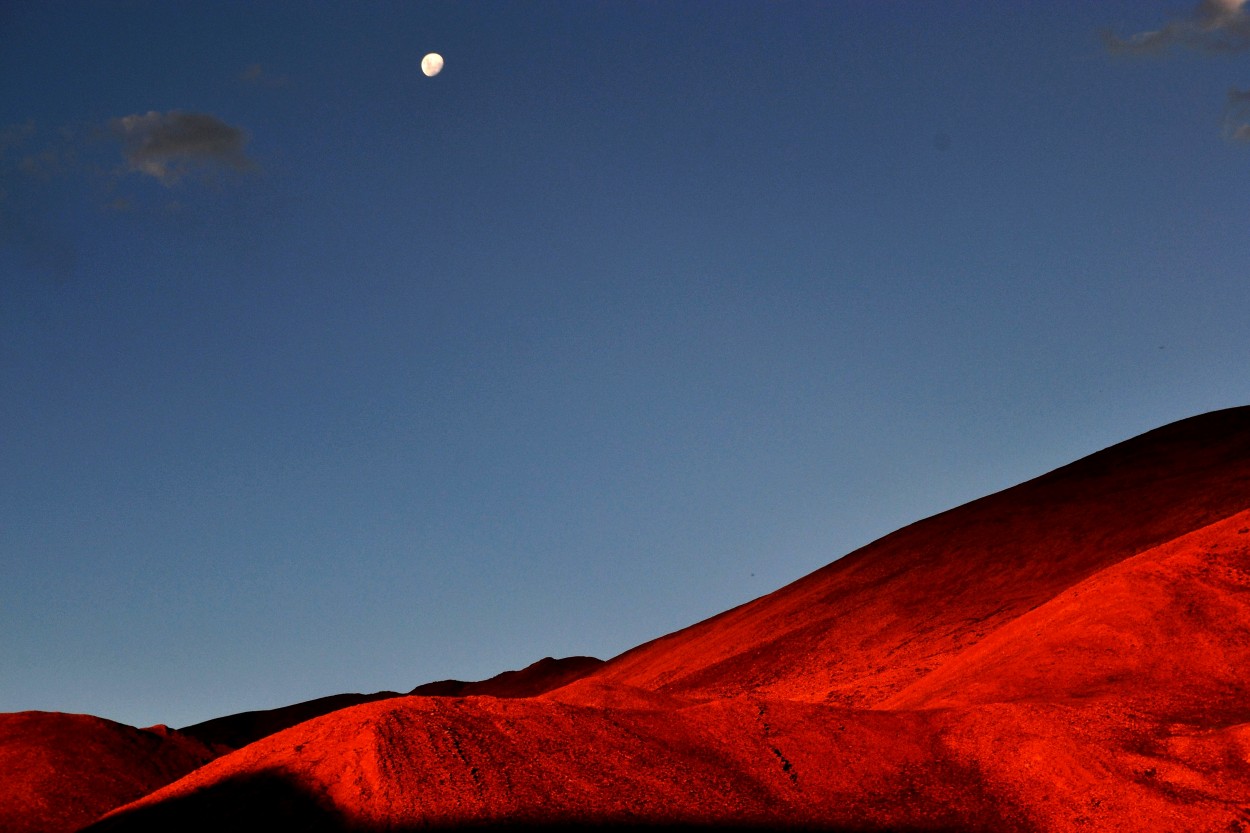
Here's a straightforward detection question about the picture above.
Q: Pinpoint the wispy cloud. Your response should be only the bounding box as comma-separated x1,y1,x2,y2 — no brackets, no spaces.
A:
109,110,256,185
1104,1,1250,145
1104,0,1250,54
1225,88,1250,141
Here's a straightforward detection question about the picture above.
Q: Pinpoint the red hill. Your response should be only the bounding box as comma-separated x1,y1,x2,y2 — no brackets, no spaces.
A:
86,694,1019,831
884,507,1250,719
0,712,215,833
19,407,1250,831
587,406,1250,705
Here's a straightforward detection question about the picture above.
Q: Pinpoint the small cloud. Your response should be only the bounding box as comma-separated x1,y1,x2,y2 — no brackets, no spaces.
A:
240,63,289,88
108,110,256,186
1224,88,1250,141
1104,0,1250,54
1104,2,1250,145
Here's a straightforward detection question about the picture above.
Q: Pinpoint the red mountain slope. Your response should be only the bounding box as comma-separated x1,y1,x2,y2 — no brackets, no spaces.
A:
38,408,1250,831
0,657,604,833
888,508,1250,831
87,694,1022,832
885,507,1250,719
0,712,216,833
585,407,1250,705
88,689,1250,831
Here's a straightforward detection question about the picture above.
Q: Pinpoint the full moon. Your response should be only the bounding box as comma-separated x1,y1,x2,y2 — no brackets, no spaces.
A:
421,53,444,77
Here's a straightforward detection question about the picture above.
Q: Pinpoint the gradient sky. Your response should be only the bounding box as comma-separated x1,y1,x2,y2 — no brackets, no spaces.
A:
3,1,1249,730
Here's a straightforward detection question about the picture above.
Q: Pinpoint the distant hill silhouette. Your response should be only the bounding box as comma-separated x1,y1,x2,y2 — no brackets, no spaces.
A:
178,691,402,752
179,656,604,751
409,655,605,698
13,407,1250,832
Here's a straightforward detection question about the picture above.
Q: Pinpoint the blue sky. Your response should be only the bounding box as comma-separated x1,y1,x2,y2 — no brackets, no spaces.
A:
3,1,1249,729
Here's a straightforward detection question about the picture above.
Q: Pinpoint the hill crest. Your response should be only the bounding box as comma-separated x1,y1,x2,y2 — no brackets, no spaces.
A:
11,406,1250,833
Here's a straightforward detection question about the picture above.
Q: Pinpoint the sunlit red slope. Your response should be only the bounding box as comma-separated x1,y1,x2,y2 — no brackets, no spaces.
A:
884,508,1250,832
0,712,215,833
88,694,1021,832
885,507,1250,718
1,660,603,832
88,678,1250,832
586,406,1250,705
79,407,1250,831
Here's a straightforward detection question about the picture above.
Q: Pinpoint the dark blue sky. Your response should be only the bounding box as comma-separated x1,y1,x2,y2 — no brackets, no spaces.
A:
3,1,1248,729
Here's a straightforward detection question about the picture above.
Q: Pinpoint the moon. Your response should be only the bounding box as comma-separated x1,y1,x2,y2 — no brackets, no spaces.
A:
421,53,444,77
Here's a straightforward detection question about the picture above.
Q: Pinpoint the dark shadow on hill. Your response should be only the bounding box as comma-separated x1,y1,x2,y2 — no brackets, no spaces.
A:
78,768,1020,833
78,770,348,833
390,823,1022,833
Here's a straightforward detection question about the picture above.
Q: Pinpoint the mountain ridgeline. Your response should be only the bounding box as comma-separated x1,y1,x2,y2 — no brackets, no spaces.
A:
4,407,1249,833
